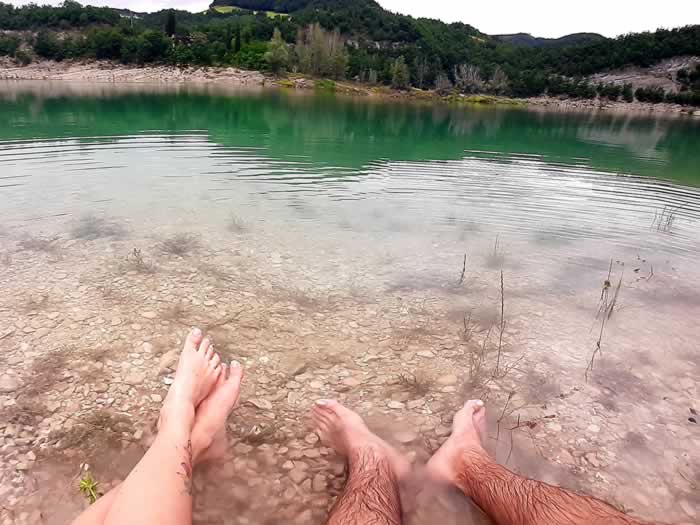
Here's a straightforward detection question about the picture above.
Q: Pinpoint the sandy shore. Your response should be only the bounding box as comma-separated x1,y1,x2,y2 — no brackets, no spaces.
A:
0,57,265,85
2,58,698,115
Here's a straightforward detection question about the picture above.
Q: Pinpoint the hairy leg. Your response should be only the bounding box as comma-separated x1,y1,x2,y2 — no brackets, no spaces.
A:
312,400,410,525
427,400,657,525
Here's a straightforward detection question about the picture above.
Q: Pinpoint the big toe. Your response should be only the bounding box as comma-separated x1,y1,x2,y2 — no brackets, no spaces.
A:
184,327,203,352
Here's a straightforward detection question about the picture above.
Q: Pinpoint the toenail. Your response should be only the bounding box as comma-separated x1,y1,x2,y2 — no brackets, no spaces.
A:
231,360,240,368
476,400,484,407
191,327,201,337
315,399,329,406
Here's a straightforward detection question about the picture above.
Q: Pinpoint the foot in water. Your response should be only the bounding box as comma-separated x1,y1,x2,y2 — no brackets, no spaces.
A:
312,399,411,480
159,328,224,433
190,361,244,463
425,400,488,485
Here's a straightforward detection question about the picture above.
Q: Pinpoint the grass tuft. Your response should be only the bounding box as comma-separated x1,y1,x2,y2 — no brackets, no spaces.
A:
160,233,200,257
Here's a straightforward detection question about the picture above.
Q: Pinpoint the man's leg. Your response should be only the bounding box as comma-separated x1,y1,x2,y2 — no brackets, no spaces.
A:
312,400,409,525
427,400,656,525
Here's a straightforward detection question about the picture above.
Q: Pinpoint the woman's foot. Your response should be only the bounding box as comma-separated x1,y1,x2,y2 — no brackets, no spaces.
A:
425,400,488,486
312,399,411,480
190,361,244,463
159,328,223,433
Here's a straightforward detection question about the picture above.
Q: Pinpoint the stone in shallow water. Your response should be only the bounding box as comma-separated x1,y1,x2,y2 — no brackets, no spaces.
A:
0,375,20,393
124,372,145,385
140,311,157,319
248,398,273,410
437,374,458,386
288,467,308,484
394,430,418,444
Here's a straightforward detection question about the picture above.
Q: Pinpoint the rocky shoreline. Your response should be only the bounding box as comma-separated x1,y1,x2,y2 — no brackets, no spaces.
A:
1,58,697,116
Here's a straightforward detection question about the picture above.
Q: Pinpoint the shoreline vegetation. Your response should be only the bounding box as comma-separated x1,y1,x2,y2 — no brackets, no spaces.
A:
1,2,699,114
1,57,698,116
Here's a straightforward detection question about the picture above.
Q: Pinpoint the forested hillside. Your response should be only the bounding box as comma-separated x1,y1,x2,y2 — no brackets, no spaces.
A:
1,0,699,105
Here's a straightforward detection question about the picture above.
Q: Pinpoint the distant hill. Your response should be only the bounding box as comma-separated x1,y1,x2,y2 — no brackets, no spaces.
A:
495,32,607,48
208,0,380,14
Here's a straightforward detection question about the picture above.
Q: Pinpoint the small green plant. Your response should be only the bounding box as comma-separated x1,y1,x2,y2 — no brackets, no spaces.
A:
315,79,336,91
79,472,99,504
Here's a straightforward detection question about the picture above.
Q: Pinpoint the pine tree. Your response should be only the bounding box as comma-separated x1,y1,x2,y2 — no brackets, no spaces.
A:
391,56,410,90
164,10,176,37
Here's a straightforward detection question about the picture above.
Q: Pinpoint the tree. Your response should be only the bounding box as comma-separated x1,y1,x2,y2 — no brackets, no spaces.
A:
264,27,288,74
164,10,176,37
621,83,634,102
489,66,509,95
233,25,242,53
454,64,484,93
414,56,428,89
295,23,348,79
391,55,410,90
435,71,453,95
368,68,378,84
136,30,170,63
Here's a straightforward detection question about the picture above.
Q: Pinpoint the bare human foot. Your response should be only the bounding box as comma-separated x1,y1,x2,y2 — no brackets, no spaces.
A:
159,328,223,432
426,399,487,486
190,360,244,463
312,399,411,480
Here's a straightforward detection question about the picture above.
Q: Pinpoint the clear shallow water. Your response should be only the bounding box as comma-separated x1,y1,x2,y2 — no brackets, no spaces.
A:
1,80,700,277
2,81,700,525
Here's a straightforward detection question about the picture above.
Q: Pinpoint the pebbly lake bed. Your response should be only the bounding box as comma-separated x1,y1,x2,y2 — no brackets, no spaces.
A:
0,80,698,524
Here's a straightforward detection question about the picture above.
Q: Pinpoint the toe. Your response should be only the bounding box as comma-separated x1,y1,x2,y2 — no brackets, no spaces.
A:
184,327,203,351
210,353,221,370
227,360,243,386
217,364,228,384
314,399,338,415
200,338,211,356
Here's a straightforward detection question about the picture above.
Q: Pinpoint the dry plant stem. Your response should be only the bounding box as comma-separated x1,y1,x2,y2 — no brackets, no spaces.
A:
458,253,467,285
495,270,505,375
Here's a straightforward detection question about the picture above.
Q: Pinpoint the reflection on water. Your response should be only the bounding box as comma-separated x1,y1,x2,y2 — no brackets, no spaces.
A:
1,80,700,276
1,81,699,525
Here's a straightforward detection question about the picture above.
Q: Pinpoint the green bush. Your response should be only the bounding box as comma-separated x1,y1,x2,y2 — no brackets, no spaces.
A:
15,49,31,65
621,83,634,102
314,78,336,91
635,86,666,103
665,90,700,106
236,41,267,70
34,31,64,60
0,34,19,56
136,30,170,63
88,27,123,60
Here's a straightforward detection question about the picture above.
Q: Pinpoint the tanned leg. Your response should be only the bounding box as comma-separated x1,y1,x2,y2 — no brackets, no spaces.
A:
70,356,243,525
312,400,410,525
97,329,228,525
426,400,657,525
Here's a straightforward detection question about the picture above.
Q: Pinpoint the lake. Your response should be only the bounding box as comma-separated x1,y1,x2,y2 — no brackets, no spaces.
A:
0,81,698,524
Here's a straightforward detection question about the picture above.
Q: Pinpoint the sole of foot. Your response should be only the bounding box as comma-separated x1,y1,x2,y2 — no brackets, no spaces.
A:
312,399,411,480
425,399,487,486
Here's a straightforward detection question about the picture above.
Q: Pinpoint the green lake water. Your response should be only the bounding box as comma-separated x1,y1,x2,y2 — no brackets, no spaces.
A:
1,81,700,276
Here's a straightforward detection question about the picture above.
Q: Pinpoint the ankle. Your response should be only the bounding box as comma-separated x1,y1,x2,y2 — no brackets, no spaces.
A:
159,402,195,436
